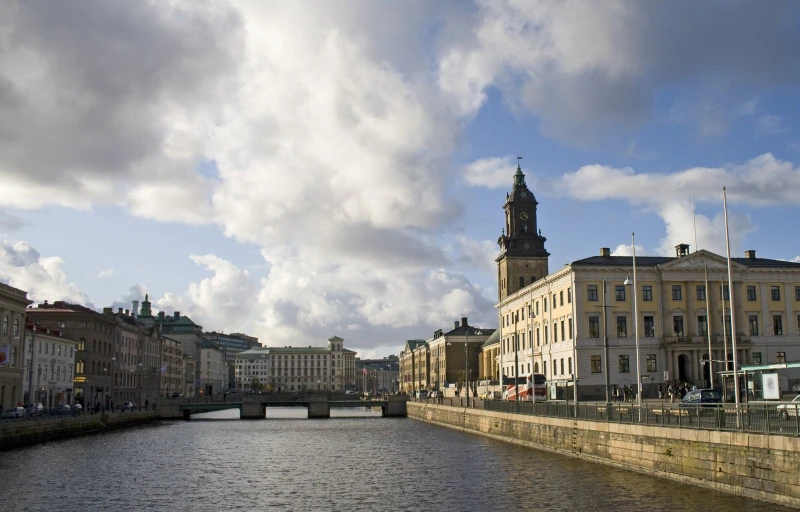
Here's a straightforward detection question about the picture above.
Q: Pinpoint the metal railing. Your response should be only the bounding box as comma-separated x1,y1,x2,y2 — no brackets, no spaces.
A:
481,400,800,436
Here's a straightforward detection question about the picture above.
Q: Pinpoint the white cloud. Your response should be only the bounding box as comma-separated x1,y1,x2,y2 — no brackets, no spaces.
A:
462,156,517,188
792,256,800,263
610,244,647,257
754,114,786,138
0,240,93,306
97,269,115,279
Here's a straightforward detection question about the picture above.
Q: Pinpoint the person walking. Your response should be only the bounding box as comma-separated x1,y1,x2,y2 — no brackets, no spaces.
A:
667,384,675,403
658,383,664,400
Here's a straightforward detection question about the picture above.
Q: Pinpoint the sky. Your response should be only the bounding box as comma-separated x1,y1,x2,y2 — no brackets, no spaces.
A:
2,1,800,358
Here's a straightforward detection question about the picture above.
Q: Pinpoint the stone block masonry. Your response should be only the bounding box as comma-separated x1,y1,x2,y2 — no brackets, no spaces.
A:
0,412,160,451
408,402,800,509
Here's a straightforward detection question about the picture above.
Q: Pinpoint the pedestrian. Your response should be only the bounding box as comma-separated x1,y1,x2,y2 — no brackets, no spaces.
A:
612,384,618,402
658,383,664,400
667,384,675,403
616,386,623,403
145,399,149,410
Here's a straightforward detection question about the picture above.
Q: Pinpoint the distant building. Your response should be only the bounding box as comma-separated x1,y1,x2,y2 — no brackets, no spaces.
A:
355,355,399,393
235,336,356,392
399,340,426,394
161,336,184,398
204,331,261,390
199,338,224,395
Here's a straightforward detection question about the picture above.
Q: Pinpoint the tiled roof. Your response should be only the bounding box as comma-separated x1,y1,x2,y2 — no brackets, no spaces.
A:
481,328,500,347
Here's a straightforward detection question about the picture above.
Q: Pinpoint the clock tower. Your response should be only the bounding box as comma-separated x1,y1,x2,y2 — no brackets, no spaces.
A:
496,161,549,300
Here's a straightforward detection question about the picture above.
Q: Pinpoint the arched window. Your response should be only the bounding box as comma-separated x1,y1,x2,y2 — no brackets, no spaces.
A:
519,276,525,288
78,338,85,351
92,340,96,352
76,360,85,374
2,316,7,335
12,318,18,336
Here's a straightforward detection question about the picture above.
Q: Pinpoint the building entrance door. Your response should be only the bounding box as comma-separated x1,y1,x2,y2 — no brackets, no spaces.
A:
677,354,689,383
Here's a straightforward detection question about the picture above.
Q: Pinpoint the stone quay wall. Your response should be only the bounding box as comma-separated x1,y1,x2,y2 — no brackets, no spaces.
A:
0,411,160,451
408,402,800,509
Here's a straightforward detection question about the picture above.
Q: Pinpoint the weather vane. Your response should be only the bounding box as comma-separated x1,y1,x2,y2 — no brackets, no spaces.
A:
517,155,523,167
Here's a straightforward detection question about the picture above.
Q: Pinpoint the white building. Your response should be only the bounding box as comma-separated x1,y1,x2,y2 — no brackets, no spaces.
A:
23,325,77,407
235,337,356,392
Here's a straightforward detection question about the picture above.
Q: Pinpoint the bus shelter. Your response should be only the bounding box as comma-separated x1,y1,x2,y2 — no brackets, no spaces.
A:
717,362,800,402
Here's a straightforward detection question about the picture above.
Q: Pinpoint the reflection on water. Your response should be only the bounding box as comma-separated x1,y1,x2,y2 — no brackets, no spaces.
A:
0,409,789,512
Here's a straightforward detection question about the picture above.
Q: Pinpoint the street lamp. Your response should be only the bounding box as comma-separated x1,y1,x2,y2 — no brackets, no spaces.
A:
26,324,37,409
110,356,116,411
465,326,482,407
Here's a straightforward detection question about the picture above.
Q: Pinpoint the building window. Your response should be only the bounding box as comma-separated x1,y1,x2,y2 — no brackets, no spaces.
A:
646,354,657,372
672,285,682,301
544,325,549,344
773,315,783,335
568,318,573,339
588,317,600,338
795,286,800,301
644,316,655,337
591,356,601,373
615,285,626,301
640,285,652,302
719,285,729,300
519,276,525,288
568,358,572,374
698,316,708,337
777,352,786,364
749,315,759,336
544,298,548,312
553,322,558,343
588,285,598,302
696,285,706,301
560,290,564,306
673,316,684,336
752,352,762,365
619,355,630,373
747,286,757,301
567,287,572,303
1,316,6,335
560,320,565,342
771,286,781,301
12,319,18,336
560,359,565,375
617,316,627,337
536,328,540,346
724,315,732,336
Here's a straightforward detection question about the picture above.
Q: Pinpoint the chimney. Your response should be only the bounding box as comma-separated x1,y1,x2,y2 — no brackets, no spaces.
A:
174,311,180,319
745,250,756,259
118,308,123,314
461,317,468,327
132,300,139,316
103,307,112,315
454,321,459,329
124,309,129,316
158,311,165,320
600,247,611,257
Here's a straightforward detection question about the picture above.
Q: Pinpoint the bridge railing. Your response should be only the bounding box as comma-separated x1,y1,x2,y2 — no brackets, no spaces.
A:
479,400,800,436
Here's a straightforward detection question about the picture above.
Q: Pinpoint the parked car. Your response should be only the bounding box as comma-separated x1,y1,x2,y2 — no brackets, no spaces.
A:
679,389,722,412
171,393,183,398
345,390,356,395
73,403,82,411
777,395,800,419
123,402,136,411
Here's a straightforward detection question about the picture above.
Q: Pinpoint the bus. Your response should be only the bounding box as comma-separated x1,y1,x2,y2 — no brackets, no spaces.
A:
503,374,546,401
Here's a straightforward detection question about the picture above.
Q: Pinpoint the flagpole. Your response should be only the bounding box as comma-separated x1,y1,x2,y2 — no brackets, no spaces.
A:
692,191,714,389
723,187,741,422
632,232,641,414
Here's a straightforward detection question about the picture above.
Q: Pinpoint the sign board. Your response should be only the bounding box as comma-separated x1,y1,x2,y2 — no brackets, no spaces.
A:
762,373,780,400
73,376,87,383
663,370,669,382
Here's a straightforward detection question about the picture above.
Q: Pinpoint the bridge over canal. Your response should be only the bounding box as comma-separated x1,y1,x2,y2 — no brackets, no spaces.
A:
160,394,409,420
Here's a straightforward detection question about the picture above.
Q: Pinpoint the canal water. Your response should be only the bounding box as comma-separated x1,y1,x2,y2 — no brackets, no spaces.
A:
0,408,791,512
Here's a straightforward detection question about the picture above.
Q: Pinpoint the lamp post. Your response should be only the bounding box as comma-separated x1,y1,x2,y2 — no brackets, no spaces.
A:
26,324,37,408
110,356,116,412
513,313,519,401
631,233,642,409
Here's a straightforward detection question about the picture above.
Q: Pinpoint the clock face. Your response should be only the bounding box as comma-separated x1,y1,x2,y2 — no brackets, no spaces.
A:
520,212,529,220
521,191,527,197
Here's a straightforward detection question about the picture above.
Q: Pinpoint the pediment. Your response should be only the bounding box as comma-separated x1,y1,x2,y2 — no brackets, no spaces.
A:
658,250,747,271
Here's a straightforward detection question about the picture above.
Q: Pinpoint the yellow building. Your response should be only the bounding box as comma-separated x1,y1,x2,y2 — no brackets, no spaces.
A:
494,166,800,400
0,283,31,409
